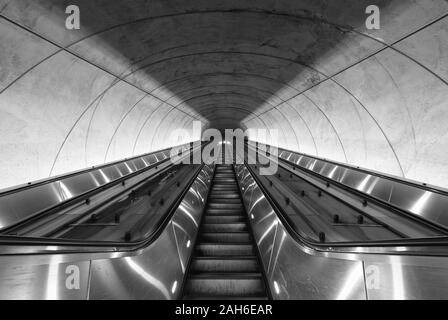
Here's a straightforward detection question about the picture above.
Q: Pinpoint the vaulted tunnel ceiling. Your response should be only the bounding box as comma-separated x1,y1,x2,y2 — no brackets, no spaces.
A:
0,0,448,189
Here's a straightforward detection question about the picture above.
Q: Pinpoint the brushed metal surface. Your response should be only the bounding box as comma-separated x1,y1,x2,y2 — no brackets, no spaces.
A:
0,144,194,231
235,163,448,300
0,164,213,300
0,260,90,300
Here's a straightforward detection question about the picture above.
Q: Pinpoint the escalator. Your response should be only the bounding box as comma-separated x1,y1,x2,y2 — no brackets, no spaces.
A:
182,164,270,300
1,142,448,299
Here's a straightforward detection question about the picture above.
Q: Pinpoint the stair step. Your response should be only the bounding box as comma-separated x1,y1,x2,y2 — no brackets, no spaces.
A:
208,203,243,209
208,199,242,204
182,165,268,300
211,184,239,188
190,257,259,273
195,243,254,256
206,208,245,216
212,185,238,188
184,274,266,297
202,223,248,233
209,194,240,199
213,181,238,185
203,216,246,224
210,190,239,194
200,232,251,243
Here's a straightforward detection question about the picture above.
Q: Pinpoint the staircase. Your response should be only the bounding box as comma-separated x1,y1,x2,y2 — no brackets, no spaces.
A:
182,164,269,300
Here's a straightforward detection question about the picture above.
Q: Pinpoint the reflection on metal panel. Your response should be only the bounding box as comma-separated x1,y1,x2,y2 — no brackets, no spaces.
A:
89,164,213,299
235,164,448,300
0,164,213,300
0,260,90,300
363,261,448,300
235,164,366,300
0,144,193,231
90,230,182,300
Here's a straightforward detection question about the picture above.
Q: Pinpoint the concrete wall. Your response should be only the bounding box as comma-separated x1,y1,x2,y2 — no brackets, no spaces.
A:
0,1,208,190
0,0,447,189
243,5,448,187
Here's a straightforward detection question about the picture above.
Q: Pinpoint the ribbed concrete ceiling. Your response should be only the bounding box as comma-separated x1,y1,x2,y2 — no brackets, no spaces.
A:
0,0,448,189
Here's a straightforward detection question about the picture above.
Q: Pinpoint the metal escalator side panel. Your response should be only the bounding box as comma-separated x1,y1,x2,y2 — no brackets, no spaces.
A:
234,164,366,300
88,164,213,300
235,164,448,300
0,164,213,300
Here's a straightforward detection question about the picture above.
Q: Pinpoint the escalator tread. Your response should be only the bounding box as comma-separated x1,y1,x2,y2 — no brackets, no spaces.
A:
183,165,269,300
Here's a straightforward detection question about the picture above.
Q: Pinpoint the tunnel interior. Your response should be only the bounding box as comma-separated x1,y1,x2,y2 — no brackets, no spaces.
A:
0,0,447,191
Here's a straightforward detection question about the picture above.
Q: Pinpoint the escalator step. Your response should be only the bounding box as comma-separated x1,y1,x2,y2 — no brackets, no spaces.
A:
184,274,266,297
203,216,246,224
190,257,260,273
208,203,243,209
210,186,237,188
202,223,248,233
200,232,251,243
195,243,254,256
208,194,240,199
206,208,245,216
213,181,238,185
208,200,242,205
210,190,239,194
